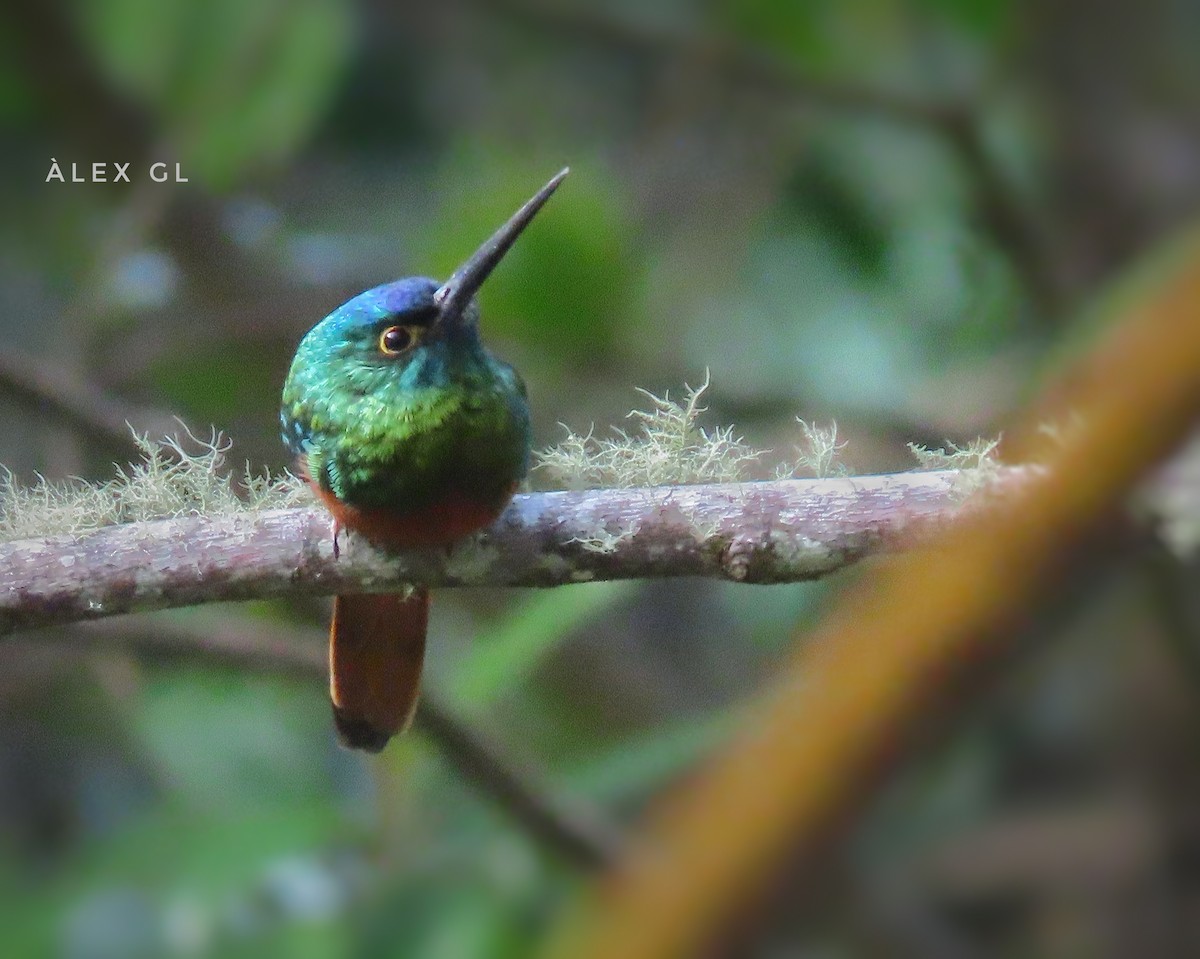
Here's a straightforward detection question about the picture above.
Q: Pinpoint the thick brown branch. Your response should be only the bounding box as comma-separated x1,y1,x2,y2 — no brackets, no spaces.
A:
0,471,1022,635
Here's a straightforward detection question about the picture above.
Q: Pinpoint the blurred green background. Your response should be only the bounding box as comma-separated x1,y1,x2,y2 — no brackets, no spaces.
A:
3,1,1200,956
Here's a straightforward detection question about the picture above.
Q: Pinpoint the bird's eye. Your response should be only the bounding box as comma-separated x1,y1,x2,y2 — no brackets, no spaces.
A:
379,325,415,355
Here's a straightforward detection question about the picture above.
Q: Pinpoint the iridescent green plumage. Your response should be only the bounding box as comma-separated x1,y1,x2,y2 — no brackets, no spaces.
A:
280,169,566,752
280,277,530,515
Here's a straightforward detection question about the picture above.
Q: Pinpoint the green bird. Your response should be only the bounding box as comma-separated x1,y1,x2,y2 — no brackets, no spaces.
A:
280,169,567,751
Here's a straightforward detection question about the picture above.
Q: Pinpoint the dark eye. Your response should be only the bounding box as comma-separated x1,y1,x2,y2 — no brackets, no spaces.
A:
379,325,415,355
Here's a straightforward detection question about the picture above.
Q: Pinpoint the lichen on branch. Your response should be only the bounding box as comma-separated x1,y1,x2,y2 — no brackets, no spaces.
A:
0,378,1028,637
536,374,763,489
0,470,1029,636
0,425,309,543
2,378,1006,545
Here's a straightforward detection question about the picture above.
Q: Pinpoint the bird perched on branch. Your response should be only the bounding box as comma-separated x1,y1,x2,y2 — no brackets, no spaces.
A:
280,169,567,751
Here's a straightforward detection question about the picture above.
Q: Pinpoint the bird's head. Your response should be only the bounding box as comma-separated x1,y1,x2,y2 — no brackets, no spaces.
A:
289,169,568,395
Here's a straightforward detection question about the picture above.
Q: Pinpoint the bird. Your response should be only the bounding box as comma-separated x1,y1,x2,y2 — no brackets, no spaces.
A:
280,169,567,752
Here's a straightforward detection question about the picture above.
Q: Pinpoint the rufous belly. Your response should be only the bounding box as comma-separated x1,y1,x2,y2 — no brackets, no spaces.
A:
310,480,516,549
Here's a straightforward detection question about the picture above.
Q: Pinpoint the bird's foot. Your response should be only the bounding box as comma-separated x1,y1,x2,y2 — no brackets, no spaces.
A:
332,518,342,560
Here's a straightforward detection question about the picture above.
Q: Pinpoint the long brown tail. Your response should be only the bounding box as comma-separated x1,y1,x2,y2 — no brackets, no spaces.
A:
329,588,430,752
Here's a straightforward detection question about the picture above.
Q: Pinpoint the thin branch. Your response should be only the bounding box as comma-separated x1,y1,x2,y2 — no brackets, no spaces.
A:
58,613,625,870
416,699,625,868
0,346,179,447
0,471,1030,635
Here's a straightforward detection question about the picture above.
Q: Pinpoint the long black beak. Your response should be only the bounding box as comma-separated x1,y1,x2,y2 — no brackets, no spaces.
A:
434,167,569,325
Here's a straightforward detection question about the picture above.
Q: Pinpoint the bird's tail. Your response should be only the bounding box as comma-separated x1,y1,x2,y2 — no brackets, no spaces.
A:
329,588,430,752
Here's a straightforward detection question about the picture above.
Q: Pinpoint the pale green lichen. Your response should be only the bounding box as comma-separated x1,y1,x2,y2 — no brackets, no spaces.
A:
2,378,1007,547
0,425,311,543
908,435,1003,496
777,419,849,479
535,373,762,490
565,526,638,554
687,514,724,543
442,533,502,582
1036,413,1087,448
908,436,1001,472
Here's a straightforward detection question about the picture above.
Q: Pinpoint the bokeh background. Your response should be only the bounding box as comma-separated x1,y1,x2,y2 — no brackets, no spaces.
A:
3,1,1200,956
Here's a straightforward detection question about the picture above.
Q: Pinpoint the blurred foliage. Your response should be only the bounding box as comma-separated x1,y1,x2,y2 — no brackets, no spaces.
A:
80,0,354,187
424,156,642,366
2,0,1200,956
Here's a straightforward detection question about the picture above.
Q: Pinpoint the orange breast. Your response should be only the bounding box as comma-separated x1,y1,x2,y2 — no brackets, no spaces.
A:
311,481,515,549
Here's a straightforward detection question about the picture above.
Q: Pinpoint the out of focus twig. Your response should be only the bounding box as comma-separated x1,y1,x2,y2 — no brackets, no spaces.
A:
0,346,178,446
546,232,1200,959
942,113,1062,316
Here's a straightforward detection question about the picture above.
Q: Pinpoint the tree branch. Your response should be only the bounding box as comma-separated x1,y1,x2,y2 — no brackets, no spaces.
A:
0,471,1024,635
941,113,1063,316
415,699,625,868
0,346,179,447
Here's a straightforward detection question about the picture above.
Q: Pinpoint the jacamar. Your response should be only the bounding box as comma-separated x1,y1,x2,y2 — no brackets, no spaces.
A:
280,169,567,752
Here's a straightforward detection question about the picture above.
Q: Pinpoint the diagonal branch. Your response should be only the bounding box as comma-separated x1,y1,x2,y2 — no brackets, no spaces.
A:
415,699,625,868
0,346,180,446
547,226,1200,959
0,471,1028,635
